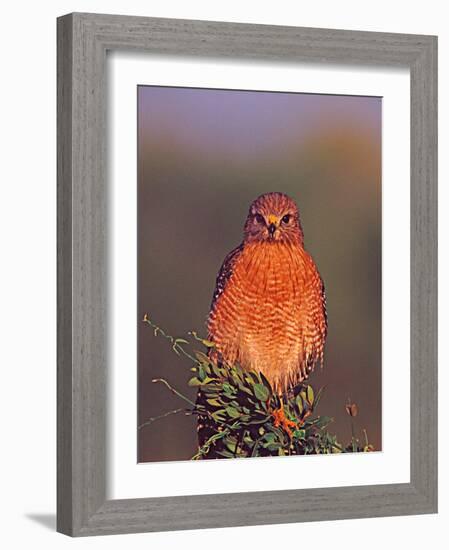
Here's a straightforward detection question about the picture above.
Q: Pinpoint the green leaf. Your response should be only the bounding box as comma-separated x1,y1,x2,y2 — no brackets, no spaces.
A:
206,398,221,407
201,382,220,391
226,406,241,419
211,410,226,422
194,351,210,364
245,373,259,385
225,436,238,452
222,382,235,395
189,332,215,348
188,376,214,387
313,386,325,409
247,415,271,425
198,365,206,381
243,434,254,445
202,392,219,399
229,421,241,430
253,383,269,402
259,371,272,391
201,339,215,348
307,385,314,405
210,362,222,378
296,394,304,414
263,433,276,444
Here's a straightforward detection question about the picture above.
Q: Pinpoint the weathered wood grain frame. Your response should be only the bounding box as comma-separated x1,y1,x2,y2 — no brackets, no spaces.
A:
57,12,438,536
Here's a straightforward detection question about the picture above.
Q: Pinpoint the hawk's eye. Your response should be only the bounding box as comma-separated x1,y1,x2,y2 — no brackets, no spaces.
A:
282,214,291,224
255,214,265,224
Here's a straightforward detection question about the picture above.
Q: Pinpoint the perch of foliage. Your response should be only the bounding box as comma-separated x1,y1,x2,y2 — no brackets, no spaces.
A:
141,315,373,459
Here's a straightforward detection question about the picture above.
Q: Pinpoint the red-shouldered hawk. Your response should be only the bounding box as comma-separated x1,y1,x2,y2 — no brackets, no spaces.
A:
207,192,327,395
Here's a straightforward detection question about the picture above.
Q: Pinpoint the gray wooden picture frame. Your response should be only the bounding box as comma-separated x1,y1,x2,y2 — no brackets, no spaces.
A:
57,12,438,537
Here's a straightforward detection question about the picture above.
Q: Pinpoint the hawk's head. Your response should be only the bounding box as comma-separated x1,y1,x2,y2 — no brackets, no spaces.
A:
243,192,304,246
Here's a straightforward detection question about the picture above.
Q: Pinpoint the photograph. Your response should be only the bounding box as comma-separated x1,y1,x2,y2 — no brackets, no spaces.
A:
137,85,382,462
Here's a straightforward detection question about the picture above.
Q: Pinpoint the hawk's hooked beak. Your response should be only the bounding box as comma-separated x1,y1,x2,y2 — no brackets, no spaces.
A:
267,214,278,238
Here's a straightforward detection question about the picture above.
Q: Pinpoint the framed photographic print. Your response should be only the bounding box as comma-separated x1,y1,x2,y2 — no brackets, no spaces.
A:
136,85,382,464
57,13,437,536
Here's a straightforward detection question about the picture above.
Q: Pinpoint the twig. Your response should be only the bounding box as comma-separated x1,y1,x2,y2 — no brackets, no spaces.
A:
191,429,230,460
188,331,215,348
251,437,261,457
138,408,186,430
143,314,198,363
152,376,242,438
152,378,196,407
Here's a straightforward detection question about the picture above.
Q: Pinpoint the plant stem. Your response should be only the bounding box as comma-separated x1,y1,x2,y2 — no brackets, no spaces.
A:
143,315,198,363
138,408,185,430
152,378,196,407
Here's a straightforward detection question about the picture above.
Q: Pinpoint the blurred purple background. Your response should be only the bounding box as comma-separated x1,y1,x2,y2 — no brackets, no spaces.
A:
138,86,382,462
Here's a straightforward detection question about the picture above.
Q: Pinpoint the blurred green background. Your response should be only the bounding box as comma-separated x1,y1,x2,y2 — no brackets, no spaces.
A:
137,86,381,462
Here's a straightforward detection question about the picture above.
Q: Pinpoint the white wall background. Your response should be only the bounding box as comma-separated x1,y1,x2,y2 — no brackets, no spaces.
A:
0,1,445,548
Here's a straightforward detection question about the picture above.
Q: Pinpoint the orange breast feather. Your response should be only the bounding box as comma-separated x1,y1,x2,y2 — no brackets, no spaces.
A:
208,241,326,393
